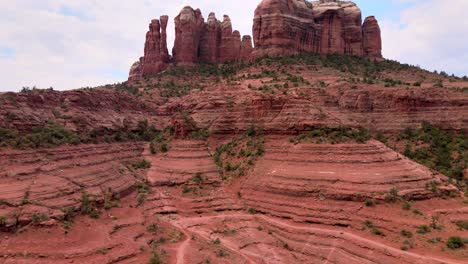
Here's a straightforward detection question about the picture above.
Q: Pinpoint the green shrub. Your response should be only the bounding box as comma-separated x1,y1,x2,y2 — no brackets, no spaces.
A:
364,199,375,207
160,143,169,153
247,208,257,214
402,201,411,210
131,159,151,170
149,251,162,264
427,237,441,244
416,225,431,234
446,236,465,249
189,129,210,140
400,230,413,238
455,221,468,230
385,188,399,203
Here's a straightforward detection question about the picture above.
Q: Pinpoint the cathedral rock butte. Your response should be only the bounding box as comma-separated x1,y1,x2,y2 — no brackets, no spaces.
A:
129,0,382,80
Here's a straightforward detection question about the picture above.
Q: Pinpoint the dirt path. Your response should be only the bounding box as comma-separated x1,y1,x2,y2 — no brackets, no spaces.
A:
173,213,463,264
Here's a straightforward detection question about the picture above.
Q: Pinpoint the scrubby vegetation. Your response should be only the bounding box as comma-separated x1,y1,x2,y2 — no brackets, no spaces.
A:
0,123,79,148
0,119,161,149
213,126,265,181
150,126,174,154
397,122,467,184
446,236,465,249
291,126,371,144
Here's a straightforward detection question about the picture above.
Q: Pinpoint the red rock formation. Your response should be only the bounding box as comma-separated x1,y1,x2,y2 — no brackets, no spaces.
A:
252,0,319,57
313,3,345,54
129,17,171,80
240,35,254,61
252,0,382,58
130,0,383,79
199,12,222,64
342,2,364,56
159,15,170,62
362,16,382,58
173,6,205,65
218,15,241,63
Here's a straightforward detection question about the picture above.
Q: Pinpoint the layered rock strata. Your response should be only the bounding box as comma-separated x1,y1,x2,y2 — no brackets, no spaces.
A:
253,0,382,58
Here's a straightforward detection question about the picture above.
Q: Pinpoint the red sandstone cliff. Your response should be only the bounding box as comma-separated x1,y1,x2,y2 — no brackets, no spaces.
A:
129,0,383,79
129,16,170,80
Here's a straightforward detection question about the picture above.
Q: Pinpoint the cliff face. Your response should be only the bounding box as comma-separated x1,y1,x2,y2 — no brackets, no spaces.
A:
129,0,383,79
253,0,382,58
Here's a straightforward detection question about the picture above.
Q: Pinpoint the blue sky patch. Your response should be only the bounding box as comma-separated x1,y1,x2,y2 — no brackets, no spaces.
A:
0,47,15,59
58,5,93,21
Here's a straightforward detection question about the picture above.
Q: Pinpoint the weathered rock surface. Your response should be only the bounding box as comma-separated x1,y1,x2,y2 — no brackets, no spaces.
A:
172,8,247,65
252,0,383,58
362,16,382,58
129,17,171,80
240,35,254,61
0,142,144,228
199,12,222,64
173,7,205,65
252,0,318,57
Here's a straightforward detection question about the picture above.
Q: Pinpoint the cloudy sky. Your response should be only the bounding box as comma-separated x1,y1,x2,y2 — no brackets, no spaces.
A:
0,0,467,92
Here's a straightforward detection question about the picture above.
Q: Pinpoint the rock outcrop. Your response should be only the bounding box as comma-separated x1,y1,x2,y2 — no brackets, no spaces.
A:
173,7,205,65
129,16,170,80
219,16,241,63
240,35,254,60
362,16,382,58
252,0,319,57
253,0,382,58
199,12,222,64
129,0,383,79
172,8,247,65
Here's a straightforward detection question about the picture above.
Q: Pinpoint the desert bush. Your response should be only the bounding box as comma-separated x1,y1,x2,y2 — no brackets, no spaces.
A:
446,236,465,249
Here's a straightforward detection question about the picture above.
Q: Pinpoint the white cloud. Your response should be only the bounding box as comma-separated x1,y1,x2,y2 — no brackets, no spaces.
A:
0,0,258,91
0,0,466,92
382,0,468,76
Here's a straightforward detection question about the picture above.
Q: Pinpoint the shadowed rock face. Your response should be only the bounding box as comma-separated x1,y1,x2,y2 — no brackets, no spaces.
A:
129,0,383,79
199,12,222,63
